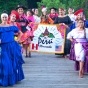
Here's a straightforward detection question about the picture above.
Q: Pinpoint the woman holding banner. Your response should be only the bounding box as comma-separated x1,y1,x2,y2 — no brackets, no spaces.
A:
67,18,88,78
54,8,72,58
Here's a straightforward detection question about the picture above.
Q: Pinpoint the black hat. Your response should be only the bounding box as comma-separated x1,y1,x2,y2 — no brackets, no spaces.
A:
15,5,27,10
50,7,57,11
3,10,7,13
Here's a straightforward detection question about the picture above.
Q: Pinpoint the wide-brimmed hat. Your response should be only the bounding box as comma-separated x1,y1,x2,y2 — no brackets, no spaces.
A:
15,4,27,10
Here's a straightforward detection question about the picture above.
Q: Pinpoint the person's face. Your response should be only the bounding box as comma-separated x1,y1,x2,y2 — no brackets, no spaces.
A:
43,11,47,15
68,8,73,14
1,15,8,22
77,13,83,19
10,14,16,22
51,9,55,14
27,11,32,16
34,9,38,15
17,8,24,15
77,20,84,28
59,9,64,15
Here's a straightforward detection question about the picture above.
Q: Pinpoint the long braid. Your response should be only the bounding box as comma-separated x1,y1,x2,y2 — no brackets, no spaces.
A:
84,28,86,39
83,23,86,39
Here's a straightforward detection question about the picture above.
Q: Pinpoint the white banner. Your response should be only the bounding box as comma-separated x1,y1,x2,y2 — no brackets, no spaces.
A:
30,24,66,54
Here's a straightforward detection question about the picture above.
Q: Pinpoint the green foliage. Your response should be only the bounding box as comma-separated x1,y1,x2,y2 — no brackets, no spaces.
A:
37,0,88,19
37,0,65,14
0,0,88,19
0,0,27,14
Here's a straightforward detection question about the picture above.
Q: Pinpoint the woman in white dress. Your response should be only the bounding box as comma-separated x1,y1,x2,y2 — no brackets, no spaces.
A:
33,8,40,23
68,7,76,23
67,18,88,78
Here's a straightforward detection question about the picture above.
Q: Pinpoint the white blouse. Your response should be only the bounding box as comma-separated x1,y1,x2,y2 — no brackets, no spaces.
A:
68,14,76,22
67,28,88,40
33,15,40,22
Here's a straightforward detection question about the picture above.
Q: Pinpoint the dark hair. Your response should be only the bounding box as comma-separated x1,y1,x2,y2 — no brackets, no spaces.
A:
40,12,48,22
68,7,73,10
34,8,38,12
76,14,84,21
27,9,34,16
77,18,86,38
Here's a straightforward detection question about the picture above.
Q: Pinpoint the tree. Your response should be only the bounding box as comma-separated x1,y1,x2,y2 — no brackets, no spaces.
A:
0,0,27,14
27,0,41,8
37,0,65,14
37,0,88,19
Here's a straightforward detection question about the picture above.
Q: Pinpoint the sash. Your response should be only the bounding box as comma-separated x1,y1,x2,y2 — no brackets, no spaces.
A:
75,38,87,43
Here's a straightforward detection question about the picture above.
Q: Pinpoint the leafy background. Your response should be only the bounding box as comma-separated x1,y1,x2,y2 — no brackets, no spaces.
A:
0,0,88,19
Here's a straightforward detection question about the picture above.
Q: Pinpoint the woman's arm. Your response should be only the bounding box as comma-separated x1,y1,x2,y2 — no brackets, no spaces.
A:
16,31,23,43
67,16,73,27
48,17,54,24
67,29,74,41
54,17,58,24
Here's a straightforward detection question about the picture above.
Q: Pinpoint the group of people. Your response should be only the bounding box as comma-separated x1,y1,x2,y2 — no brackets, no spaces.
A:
0,4,88,87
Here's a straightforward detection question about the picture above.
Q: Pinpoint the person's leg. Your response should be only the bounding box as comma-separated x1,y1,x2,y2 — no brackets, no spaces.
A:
23,44,28,57
79,61,84,78
64,28,71,58
28,44,31,57
25,45,28,57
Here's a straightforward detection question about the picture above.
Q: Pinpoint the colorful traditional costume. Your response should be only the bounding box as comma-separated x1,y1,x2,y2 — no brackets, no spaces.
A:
48,7,58,21
25,15,35,28
33,15,40,23
48,13,58,21
67,28,88,72
16,5,28,33
40,16,54,24
17,14,28,33
0,26,24,86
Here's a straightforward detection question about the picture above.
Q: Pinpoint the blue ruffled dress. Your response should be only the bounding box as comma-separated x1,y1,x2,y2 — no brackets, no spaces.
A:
0,26,24,86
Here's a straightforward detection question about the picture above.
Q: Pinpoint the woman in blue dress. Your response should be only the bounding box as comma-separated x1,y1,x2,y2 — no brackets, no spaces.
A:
0,12,24,86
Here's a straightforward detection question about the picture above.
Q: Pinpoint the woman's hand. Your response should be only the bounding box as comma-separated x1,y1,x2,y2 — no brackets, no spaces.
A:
62,23,69,28
0,40,1,44
16,31,23,43
69,38,73,42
